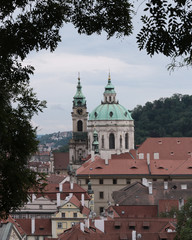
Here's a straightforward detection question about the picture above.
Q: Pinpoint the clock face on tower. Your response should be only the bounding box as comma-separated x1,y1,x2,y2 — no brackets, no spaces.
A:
77,108,83,115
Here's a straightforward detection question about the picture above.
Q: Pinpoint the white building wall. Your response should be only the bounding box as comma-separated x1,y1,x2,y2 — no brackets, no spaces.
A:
88,119,134,154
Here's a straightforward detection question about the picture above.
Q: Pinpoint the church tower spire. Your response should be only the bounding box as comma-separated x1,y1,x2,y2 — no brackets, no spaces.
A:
69,75,88,167
73,74,86,108
103,74,117,104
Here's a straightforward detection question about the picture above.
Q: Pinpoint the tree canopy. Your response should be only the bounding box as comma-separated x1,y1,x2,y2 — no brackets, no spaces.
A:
137,0,192,68
0,0,133,218
175,198,192,240
132,94,192,146
1,0,192,218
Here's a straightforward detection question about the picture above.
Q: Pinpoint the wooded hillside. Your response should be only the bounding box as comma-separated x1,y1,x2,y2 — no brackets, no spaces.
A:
132,94,192,146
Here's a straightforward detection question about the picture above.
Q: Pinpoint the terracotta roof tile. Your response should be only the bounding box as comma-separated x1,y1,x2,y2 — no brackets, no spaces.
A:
16,219,52,236
138,137,192,160
113,181,192,208
77,157,149,176
54,152,69,170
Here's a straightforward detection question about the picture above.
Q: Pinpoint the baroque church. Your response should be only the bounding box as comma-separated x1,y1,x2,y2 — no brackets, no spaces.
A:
69,75,134,167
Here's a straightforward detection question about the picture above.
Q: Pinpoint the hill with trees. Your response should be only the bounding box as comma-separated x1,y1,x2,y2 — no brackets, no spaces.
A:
132,94,192,146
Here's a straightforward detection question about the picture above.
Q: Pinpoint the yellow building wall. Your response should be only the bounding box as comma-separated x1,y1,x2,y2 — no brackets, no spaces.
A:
52,202,88,238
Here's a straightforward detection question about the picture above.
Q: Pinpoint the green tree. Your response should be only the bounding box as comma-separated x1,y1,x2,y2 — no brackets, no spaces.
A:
132,94,192,146
0,0,133,218
175,198,192,240
137,0,192,69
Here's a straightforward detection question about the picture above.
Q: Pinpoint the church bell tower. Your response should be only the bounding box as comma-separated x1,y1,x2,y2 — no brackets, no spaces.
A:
69,75,88,167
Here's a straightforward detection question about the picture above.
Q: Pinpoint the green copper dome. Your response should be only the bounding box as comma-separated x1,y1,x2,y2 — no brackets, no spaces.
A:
73,77,86,107
89,103,133,121
89,75,133,121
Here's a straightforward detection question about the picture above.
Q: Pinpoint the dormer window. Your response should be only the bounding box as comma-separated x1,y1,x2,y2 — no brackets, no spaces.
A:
94,112,98,118
109,111,113,117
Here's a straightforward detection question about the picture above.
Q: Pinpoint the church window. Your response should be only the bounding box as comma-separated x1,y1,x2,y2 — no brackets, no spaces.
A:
120,135,122,148
77,100,82,106
109,133,115,149
125,133,128,149
109,111,113,117
77,120,83,132
102,135,104,148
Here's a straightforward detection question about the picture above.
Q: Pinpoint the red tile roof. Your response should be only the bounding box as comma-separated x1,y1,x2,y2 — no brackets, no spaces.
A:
32,181,91,201
107,205,158,218
112,181,192,210
54,152,69,170
76,156,149,176
46,174,67,184
138,137,192,160
56,218,176,240
16,219,52,236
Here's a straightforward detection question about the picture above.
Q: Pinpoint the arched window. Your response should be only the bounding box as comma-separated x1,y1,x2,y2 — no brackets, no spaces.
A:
77,120,83,132
125,133,128,149
109,133,115,149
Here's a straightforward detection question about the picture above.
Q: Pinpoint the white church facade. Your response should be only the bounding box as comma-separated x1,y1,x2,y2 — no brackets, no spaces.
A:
69,75,134,166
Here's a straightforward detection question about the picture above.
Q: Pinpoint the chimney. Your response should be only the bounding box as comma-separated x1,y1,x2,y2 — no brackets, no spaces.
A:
132,230,136,240
142,178,149,187
80,222,85,232
32,194,36,202
84,218,90,229
81,194,85,207
70,182,74,190
105,157,108,165
69,193,73,198
59,183,63,192
57,193,61,207
164,181,168,190
91,150,95,162
147,153,150,165
148,182,152,195
31,217,35,234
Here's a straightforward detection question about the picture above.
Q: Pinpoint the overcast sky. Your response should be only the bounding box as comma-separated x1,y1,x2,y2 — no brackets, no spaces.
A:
26,19,192,135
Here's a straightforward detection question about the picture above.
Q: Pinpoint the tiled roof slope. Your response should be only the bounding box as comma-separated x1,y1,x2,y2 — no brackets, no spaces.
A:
47,174,67,184
16,218,52,236
112,181,192,207
53,152,69,170
33,181,91,201
76,156,149,176
77,155,192,177
55,218,176,240
107,205,158,218
138,137,192,160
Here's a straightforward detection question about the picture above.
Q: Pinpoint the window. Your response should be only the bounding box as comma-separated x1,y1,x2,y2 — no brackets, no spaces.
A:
129,222,136,230
154,152,159,159
120,135,122,148
39,204,43,209
62,213,65,218
99,179,103,184
57,222,62,229
100,207,104,214
86,179,89,184
99,192,104,199
102,135,104,148
125,133,128,149
109,133,115,149
77,120,83,132
113,179,117,184
126,179,130,184
73,212,77,218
